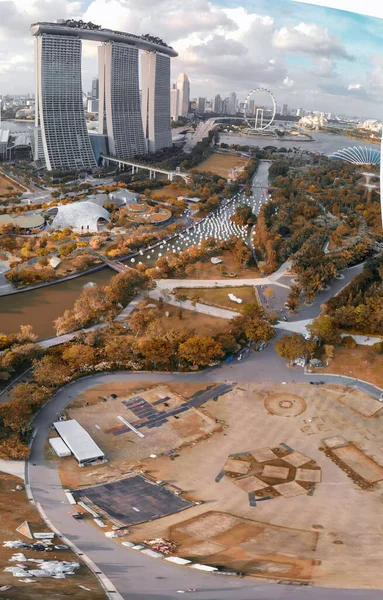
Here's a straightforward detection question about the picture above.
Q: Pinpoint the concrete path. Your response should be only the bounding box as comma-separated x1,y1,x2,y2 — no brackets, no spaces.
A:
155,277,290,290
275,319,313,335
0,459,25,479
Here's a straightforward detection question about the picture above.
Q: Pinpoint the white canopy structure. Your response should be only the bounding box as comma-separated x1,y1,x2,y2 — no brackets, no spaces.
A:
51,201,110,232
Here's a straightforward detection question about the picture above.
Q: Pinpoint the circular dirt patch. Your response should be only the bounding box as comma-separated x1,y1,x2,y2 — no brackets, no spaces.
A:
264,393,307,417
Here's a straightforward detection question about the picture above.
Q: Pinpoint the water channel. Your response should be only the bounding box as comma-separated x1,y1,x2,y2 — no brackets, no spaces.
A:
0,269,113,339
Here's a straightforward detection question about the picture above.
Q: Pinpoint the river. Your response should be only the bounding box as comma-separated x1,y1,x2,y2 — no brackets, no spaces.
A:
0,269,113,340
220,130,380,154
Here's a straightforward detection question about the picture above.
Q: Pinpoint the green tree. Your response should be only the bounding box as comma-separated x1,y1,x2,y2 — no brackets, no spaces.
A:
308,314,341,345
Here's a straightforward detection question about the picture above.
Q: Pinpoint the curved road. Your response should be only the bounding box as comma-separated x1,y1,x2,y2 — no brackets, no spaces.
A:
28,358,382,600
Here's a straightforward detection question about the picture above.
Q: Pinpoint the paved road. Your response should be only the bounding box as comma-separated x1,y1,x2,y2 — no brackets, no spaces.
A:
27,355,383,600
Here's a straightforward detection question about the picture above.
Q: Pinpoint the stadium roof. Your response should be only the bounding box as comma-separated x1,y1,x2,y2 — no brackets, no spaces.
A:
51,201,110,232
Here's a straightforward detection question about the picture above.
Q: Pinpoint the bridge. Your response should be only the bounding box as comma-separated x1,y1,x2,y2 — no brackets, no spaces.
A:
101,155,190,183
183,116,250,153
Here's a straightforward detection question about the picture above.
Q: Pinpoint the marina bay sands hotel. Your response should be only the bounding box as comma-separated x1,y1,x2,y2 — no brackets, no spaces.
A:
30,21,178,171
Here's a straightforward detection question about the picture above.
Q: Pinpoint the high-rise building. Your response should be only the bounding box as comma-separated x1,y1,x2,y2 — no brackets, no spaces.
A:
91,77,99,99
247,99,255,116
282,103,288,116
296,108,304,117
170,84,180,121
31,22,177,169
141,51,172,153
228,92,237,115
222,97,229,114
87,98,99,113
33,33,96,171
214,94,222,114
176,73,190,118
98,42,146,158
197,97,206,114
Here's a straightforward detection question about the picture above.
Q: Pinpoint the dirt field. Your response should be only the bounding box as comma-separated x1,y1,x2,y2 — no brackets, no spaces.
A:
177,285,258,312
319,346,383,388
59,384,222,489
194,153,248,178
0,473,105,599
0,173,25,196
60,380,383,589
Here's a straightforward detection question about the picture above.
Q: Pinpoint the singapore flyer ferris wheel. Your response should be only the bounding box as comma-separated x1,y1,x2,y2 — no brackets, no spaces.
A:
244,87,277,131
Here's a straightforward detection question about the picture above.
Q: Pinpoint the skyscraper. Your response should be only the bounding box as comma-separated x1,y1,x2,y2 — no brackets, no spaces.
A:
214,94,222,114
141,51,172,153
282,103,288,116
176,73,190,118
228,92,237,115
98,42,146,158
91,77,99,99
34,33,96,171
31,22,177,168
197,97,206,114
170,84,180,121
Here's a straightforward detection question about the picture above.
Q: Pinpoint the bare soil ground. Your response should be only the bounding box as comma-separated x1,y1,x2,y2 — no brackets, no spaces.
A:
176,285,258,312
319,346,383,388
0,473,105,599
59,384,221,489
193,153,248,178
58,381,383,588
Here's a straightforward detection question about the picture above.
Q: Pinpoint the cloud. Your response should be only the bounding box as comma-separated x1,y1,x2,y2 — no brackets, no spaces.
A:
273,22,353,60
312,57,336,78
348,83,362,90
283,76,294,88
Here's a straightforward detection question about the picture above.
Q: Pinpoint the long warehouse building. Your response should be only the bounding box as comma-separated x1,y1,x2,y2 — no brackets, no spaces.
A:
54,419,106,467
31,21,177,170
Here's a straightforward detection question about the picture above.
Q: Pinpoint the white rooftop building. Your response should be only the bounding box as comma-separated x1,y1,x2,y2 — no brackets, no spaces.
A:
51,201,110,232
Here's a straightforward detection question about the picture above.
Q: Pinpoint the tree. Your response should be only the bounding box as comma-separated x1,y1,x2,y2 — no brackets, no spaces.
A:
62,344,97,369
243,317,275,343
308,314,341,345
341,335,357,349
275,333,316,361
33,355,72,387
15,325,38,344
179,336,224,367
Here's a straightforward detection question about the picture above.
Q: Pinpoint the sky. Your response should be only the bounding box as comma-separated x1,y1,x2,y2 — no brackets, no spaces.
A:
1,0,383,119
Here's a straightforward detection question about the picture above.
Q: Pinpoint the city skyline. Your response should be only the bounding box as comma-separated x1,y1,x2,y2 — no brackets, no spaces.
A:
1,1,383,119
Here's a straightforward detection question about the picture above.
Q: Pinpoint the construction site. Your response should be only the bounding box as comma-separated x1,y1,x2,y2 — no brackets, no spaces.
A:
52,381,383,589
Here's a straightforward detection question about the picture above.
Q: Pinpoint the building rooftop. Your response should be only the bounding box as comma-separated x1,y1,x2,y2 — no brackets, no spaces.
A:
51,201,110,232
30,22,178,57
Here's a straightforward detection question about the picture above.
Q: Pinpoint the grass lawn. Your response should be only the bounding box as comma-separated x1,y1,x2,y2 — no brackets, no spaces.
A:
150,185,191,200
193,153,248,178
178,250,260,280
318,345,383,388
129,300,230,336
0,473,105,599
0,173,25,195
176,285,258,313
